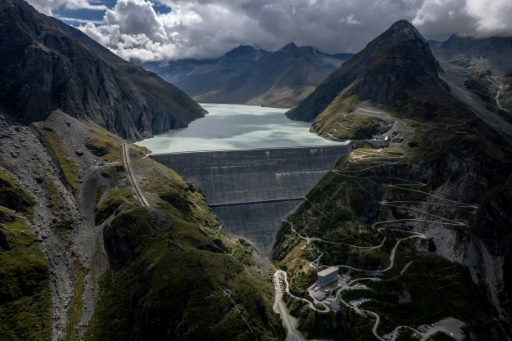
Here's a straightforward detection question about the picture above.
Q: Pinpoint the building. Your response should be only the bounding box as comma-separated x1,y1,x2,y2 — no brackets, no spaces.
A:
317,266,339,287
326,299,341,313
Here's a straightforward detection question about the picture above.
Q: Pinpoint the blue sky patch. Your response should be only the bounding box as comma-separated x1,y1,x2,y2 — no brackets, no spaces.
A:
54,0,171,26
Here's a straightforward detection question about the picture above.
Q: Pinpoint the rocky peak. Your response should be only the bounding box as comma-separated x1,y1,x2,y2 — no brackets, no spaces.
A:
287,19,462,122
349,20,446,106
382,19,427,44
224,45,264,61
357,19,436,73
281,42,300,51
277,43,319,58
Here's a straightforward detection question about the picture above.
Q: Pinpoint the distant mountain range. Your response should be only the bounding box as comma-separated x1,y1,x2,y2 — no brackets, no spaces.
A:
138,45,353,108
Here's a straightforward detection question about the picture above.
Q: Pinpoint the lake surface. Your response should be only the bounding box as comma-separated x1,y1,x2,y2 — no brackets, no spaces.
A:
136,103,339,153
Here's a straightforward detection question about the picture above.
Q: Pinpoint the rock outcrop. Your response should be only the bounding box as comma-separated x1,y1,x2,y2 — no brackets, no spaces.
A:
0,0,206,141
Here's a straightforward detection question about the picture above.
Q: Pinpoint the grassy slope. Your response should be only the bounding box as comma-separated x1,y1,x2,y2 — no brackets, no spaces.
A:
341,251,490,334
284,293,375,340
0,172,35,218
35,126,80,198
34,120,283,340
0,174,51,340
85,145,284,340
273,117,511,339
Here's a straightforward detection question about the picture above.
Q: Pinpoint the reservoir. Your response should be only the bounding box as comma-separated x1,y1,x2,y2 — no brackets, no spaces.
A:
136,103,339,153
137,103,349,254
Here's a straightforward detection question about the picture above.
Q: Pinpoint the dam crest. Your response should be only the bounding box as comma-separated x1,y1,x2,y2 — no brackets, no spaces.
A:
151,143,351,255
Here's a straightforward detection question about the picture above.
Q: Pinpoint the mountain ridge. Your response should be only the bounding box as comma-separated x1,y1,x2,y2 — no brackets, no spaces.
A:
138,44,353,108
0,0,206,141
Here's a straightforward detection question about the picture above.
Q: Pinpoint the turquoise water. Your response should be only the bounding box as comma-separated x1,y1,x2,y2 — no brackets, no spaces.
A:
136,103,339,153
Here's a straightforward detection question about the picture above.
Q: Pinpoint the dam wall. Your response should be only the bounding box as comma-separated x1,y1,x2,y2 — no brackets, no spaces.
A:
151,143,351,255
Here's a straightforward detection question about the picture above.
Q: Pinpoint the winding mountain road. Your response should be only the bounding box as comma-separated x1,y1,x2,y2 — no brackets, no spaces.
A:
274,148,473,340
273,272,305,341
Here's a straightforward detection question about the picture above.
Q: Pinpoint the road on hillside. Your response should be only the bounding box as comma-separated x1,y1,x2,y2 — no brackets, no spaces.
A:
122,144,150,207
273,272,305,341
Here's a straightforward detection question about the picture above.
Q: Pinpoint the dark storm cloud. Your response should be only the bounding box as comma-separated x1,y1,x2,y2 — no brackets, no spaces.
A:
26,0,512,61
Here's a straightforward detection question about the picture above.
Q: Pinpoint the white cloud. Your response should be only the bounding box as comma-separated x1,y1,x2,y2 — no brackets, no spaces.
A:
25,0,512,62
344,14,361,26
104,0,168,42
465,0,512,36
411,0,476,38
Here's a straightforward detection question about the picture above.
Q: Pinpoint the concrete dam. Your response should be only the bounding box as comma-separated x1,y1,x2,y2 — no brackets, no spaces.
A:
151,143,351,255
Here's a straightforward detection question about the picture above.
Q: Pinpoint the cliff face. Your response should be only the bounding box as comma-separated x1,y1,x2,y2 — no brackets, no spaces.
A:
287,20,467,122
0,0,206,141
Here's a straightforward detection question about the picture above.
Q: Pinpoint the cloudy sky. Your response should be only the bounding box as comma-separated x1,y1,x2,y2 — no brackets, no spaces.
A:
26,0,512,62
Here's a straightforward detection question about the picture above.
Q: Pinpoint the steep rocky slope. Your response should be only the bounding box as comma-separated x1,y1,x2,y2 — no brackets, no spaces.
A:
0,0,206,141
429,35,512,135
0,108,284,340
273,20,512,340
140,44,352,108
0,1,284,339
0,169,51,340
274,126,512,339
85,133,283,340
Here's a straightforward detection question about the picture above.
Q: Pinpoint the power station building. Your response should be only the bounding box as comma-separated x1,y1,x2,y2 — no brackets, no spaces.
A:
317,267,339,287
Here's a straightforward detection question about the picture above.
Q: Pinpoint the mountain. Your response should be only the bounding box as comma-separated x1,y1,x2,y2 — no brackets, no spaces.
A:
139,44,352,108
272,20,512,340
0,0,206,141
287,20,468,127
429,35,512,133
0,1,284,340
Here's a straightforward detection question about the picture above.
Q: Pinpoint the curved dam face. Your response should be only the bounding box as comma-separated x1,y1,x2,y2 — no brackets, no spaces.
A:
151,143,351,255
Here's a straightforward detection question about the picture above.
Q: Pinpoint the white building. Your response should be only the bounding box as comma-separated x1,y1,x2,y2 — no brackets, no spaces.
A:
317,267,338,287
